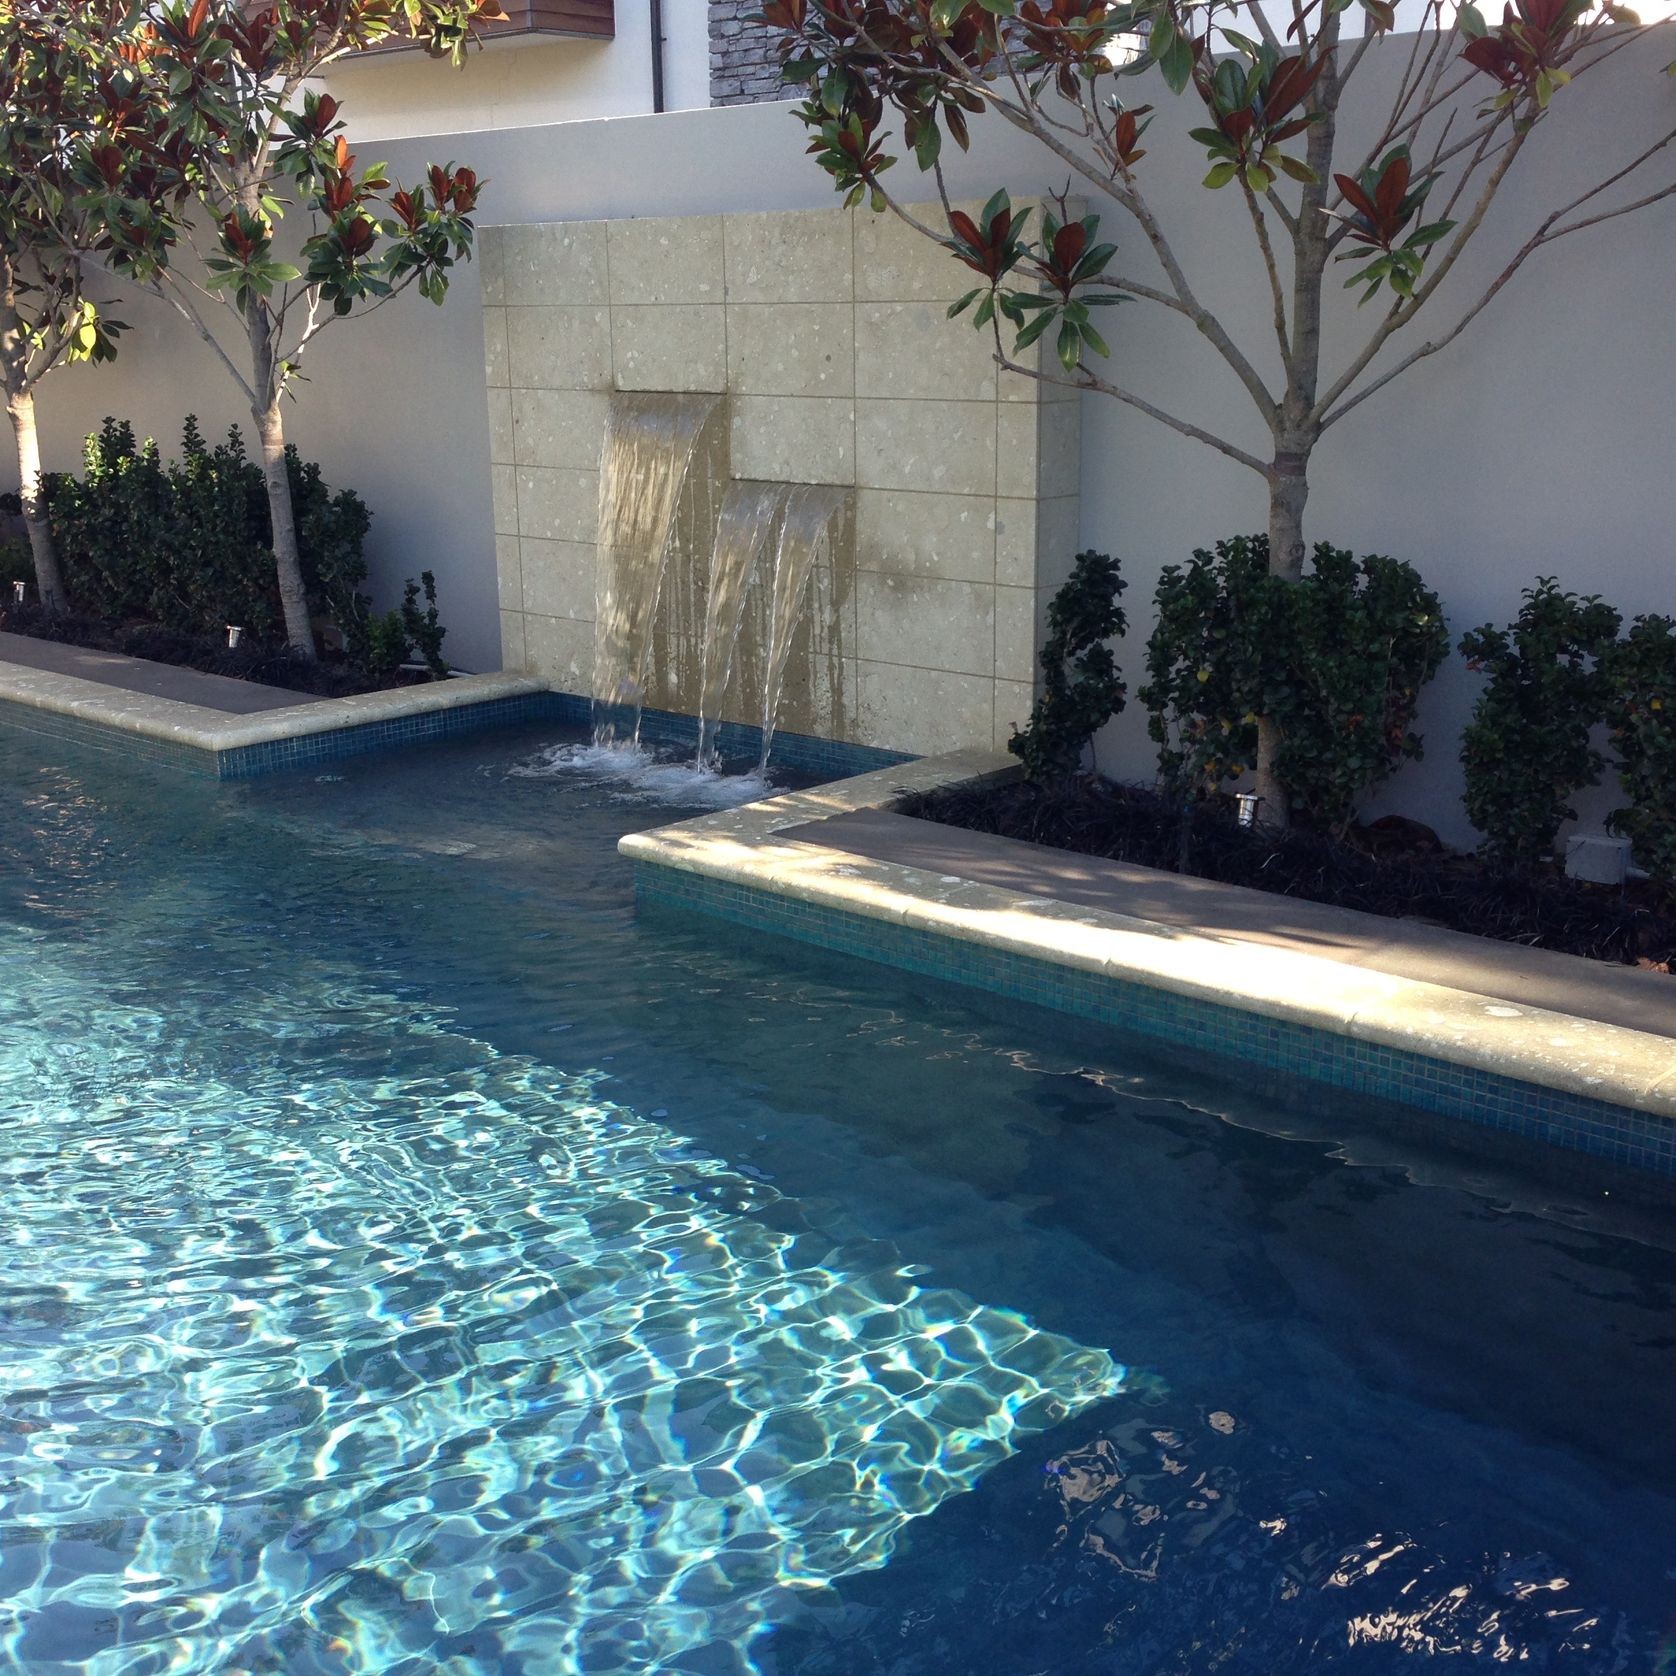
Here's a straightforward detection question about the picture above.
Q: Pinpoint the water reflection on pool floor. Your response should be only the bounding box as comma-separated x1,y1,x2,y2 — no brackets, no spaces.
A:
1,724,1673,1675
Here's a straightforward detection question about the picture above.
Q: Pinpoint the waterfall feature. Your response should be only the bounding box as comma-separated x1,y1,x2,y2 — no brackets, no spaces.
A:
586,391,849,773
593,392,721,745
759,484,848,771
696,482,789,768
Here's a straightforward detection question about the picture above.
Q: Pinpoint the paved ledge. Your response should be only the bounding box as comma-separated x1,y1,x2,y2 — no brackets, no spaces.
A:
620,751,1676,1130
783,807,1676,1043
0,632,305,714
0,644,547,756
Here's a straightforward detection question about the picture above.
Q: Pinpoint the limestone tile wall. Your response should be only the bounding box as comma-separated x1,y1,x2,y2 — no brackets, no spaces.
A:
481,200,1081,758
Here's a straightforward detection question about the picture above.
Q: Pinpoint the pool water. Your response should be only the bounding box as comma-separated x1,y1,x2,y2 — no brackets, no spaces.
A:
1,722,1673,1676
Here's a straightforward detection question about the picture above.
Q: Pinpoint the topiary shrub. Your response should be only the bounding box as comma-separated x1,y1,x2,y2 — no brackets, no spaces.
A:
362,609,412,681
43,416,373,645
1142,532,1270,804
353,574,450,681
1009,549,1127,781
46,419,176,624
0,533,33,595
1141,534,1448,835
1603,615,1676,893
1458,579,1621,867
400,571,449,679
291,447,375,647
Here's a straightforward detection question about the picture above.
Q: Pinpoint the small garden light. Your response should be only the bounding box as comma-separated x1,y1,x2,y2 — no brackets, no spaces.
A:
1236,792,1263,829
226,625,244,649
12,580,26,604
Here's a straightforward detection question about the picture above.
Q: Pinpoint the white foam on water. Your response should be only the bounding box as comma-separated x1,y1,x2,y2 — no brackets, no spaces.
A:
509,740,776,810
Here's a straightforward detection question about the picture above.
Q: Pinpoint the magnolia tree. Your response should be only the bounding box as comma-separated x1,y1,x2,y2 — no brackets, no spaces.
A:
0,1,147,613
67,0,497,657
762,0,1675,813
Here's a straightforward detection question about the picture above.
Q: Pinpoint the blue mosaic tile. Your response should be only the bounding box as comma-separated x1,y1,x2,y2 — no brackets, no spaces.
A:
214,692,554,779
0,697,215,775
627,701,913,780
633,859,1676,1179
0,686,910,783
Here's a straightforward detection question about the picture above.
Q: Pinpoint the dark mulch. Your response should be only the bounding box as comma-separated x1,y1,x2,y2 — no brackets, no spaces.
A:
0,607,427,699
900,775,1676,973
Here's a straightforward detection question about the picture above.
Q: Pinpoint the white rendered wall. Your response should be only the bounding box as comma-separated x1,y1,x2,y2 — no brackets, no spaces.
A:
7,28,1673,844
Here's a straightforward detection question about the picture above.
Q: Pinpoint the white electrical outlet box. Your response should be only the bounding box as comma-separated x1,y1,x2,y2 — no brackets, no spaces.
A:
1564,834,1632,886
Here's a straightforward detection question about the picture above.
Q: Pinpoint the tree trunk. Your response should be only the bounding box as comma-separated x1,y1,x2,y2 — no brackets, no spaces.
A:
1246,15,1338,826
7,387,68,616
1252,451,1313,824
1,262,68,615
244,284,315,659
255,399,315,658
1267,450,1310,584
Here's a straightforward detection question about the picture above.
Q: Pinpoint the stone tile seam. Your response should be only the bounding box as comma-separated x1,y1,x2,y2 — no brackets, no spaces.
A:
500,388,1024,407
496,296,1025,312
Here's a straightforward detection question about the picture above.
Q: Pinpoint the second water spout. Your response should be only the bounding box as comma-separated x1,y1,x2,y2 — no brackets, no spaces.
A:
759,484,848,773
695,481,789,769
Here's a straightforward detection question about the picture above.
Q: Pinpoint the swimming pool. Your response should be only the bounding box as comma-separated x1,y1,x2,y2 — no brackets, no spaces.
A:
2,721,1673,1675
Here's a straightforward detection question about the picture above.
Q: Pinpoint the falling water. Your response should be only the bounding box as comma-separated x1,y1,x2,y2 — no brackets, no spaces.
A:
695,481,789,767
759,484,848,771
593,392,720,745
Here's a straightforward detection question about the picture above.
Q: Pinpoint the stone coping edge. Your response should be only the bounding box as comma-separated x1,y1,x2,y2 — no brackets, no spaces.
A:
0,658,549,753
619,750,1676,1124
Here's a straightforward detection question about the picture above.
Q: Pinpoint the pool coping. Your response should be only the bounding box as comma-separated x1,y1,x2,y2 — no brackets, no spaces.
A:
0,649,916,782
620,751,1676,1141
0,652,550,774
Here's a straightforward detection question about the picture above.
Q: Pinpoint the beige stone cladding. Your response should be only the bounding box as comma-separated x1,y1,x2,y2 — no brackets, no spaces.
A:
481,200,1081,758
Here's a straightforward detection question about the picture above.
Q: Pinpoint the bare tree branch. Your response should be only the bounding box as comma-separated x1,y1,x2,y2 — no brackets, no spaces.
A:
1313,123,1529,424
1241,179,1295,378
895,20,1283,421
999,339,1271,475
1323,131,1676,428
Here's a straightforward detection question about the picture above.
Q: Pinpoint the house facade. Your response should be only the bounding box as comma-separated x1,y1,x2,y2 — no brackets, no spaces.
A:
323,1,788,140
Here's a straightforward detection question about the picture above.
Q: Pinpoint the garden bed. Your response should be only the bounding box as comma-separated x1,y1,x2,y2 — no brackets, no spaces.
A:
0,606,432,700
899,775,1676,974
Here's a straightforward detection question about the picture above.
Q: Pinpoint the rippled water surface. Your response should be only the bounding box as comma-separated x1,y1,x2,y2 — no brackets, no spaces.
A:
1,722,1673,1676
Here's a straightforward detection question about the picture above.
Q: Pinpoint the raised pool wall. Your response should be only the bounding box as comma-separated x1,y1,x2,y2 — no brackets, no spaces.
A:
479,203,1080,759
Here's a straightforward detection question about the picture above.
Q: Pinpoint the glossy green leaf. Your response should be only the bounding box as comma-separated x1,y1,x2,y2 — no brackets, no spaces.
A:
1057,317,1081,371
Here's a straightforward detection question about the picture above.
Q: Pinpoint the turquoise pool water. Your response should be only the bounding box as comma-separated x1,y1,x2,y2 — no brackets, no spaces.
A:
1,722,1673,1675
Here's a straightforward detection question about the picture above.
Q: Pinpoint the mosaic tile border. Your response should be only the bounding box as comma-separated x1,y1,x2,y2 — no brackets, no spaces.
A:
216,692,554,779
641,705,913,781
0,678,910,784
0,694,211,773
634,860,1676,1178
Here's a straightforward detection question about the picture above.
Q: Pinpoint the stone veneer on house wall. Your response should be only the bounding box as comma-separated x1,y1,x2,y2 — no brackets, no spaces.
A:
708,1,786,106
478,202,1081,759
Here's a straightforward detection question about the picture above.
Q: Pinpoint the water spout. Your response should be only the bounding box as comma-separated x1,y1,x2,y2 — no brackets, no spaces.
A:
593,392,721,745
695,481,789,768
760,484,848,772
